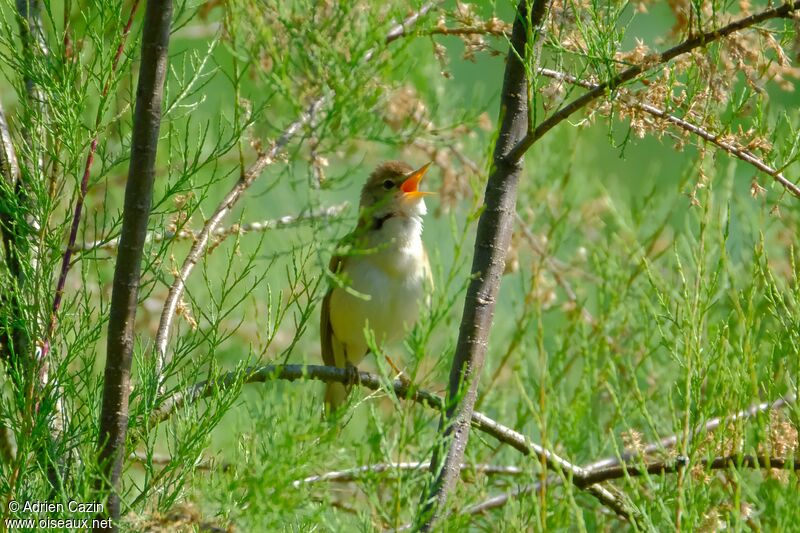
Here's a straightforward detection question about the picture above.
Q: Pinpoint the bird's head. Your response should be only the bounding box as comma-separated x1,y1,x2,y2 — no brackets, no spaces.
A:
359,161,433,226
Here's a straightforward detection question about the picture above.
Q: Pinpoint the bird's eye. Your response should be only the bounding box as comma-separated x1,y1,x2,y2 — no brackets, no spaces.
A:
382,179,395,190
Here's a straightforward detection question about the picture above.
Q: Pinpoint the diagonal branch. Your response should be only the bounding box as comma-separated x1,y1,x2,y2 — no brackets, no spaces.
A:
153,2,441,387
459,392,797,520
507,0,800,163
537,67,800,199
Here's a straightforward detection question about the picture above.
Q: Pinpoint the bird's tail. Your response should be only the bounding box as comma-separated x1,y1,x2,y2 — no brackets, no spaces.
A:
324,382,349,416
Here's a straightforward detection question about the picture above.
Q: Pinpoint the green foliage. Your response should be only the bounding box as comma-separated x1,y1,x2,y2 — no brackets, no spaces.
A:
0,0,799,531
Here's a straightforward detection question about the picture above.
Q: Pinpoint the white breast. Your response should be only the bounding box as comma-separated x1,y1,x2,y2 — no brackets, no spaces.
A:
328,215,427,364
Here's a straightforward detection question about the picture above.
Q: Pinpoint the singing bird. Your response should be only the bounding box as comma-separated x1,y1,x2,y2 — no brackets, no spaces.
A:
320,161,434,413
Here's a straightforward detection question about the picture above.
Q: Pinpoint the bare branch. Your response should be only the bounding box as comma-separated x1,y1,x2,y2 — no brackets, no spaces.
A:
150,364,603,494
424,26,508,38
507,1,800,163
95,0,172,525
151,362,640,524
382,2,440,46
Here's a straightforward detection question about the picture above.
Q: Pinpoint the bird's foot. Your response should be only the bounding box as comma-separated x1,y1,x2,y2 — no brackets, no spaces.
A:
345,363,361,387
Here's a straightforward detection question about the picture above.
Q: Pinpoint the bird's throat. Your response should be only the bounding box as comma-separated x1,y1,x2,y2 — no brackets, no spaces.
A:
371,212,395,231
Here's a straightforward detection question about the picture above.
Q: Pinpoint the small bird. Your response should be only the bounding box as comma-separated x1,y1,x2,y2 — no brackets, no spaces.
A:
320,161,433,413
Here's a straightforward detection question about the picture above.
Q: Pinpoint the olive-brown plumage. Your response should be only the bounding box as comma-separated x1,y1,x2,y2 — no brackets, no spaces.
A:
320,161,433,413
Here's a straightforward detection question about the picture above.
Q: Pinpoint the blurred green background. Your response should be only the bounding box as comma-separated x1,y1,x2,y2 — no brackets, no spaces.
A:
1,0,799,529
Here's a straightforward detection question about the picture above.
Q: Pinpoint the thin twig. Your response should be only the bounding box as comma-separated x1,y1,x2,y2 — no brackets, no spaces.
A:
151,364,590,495
81,202,348,252
154,3,439,386
507,1,800,163
424,26,508,38
537,67,800,199
382,2,440,45
584,393,797,472
292,462,525,488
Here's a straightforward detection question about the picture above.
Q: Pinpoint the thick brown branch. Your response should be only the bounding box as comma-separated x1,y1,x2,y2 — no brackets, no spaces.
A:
95,0,172,527
415,2,551,528
507,1,800,163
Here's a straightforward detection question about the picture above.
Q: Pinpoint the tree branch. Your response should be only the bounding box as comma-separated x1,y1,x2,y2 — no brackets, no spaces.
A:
537,67,800,199
95,0,172,527
151,362,638,524
415,2,550,528
459,393,798,520
149,364,596,493
507,0,800,163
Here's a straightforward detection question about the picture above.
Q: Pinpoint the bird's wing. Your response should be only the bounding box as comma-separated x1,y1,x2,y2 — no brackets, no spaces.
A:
320,254,344,368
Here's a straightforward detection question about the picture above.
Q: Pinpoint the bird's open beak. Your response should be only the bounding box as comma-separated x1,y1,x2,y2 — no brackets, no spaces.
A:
401,162,435,199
